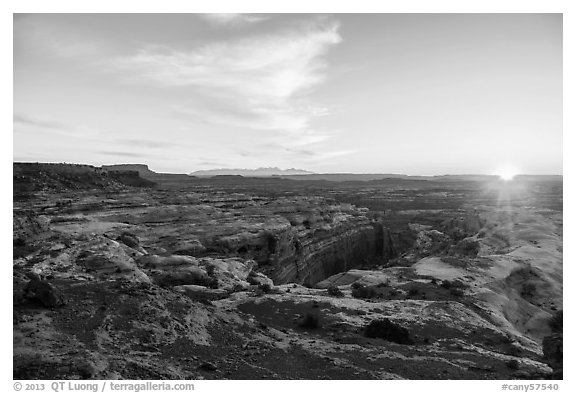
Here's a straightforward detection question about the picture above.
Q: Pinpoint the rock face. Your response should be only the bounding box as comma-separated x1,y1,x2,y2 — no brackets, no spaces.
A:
13,162,155,196
40,190,386,286
260,216,381,285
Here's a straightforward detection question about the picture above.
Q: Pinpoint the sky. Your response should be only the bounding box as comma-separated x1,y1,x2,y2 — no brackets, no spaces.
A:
13,13,562,175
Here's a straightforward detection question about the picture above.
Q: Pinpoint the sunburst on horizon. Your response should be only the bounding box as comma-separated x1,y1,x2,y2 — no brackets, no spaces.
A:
496,166,519,182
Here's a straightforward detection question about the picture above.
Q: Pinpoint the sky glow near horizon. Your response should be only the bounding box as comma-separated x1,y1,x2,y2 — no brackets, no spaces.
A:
13,13,562,175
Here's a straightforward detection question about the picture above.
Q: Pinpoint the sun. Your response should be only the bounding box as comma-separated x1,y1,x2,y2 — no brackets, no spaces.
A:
496,166,518,181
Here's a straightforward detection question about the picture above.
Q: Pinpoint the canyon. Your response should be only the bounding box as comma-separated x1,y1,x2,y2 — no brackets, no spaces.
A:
13,163,562,380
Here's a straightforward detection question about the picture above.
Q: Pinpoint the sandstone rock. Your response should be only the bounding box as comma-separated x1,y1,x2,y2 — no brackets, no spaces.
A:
413,229,451,257
117,232,140,248
247,271,274,288
13,213,50,241
199,258,257,291
451,237,480,257
198,361,218,371
173,239,206,256
173,285,230,301
75,237,150,283
150,266,213,287
137,254,198,269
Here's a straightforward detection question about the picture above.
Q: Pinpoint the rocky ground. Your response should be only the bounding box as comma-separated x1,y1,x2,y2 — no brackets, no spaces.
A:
13,164,562,379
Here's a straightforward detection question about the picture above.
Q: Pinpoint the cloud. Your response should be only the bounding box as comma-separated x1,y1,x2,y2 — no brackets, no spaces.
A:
196,161,226,167
116,19,341,142
13,113,105,140
98,151,147,158
199,13,269,26
14,113,73,131
114,138,184,149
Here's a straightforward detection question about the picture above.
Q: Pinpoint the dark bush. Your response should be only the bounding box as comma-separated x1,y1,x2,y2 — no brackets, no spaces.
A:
327,285,344,297
364,318,413,344
520,282,537,299
299,312,321,329
507,345,521,356
351,285,378,299
207,277,219,289
549,310,563,333
408,288,419,297
450,288,465,297
506,359,520,370
440,280,453,289
441,279,468,290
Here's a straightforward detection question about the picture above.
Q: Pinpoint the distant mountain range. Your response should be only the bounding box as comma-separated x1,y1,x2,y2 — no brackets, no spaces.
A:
190,167,315,177
45,163,561,183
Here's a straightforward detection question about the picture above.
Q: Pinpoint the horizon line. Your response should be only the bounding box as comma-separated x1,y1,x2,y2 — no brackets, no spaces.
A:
12,161,563,177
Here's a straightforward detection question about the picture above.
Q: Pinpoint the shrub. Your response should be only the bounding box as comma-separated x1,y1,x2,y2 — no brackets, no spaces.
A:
441,279,468,290
440,280,453,289
351,284,378,299
549,310,563,333
364,318,413,345
520,282,537,299
327,285,344,297
207,277,219,289
507,345,521,356
506,359,520,370
299,312,321,329
408,288,419,297
450,288,465,297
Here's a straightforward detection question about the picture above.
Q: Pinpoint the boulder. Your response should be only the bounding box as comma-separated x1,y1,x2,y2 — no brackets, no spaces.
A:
173,239,206,256
451,237,480,257
116,232,139,248
198,258,257,291
75,237,150,283
150,266,214,288
247,271,274,288
137,254,198,269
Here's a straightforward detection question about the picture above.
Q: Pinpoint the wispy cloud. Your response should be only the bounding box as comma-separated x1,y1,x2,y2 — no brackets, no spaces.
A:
13,113,105,140
98,151,147,158
14,113,73,131
199,13,269,26
115,18,342,151
114,138,185,149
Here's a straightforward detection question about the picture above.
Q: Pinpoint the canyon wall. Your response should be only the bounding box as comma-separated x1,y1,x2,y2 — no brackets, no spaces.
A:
259,218,382,285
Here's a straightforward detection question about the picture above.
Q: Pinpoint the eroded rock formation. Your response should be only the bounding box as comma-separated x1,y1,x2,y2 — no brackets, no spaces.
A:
13,165,563,380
